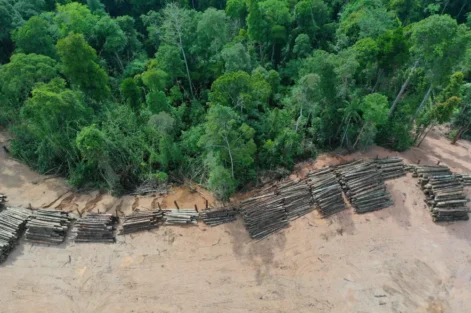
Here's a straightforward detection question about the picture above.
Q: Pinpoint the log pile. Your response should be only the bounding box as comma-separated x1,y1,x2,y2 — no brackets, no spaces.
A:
336,160,392,213
25,210,72,244
375,157,406,180
163,209,199,225
120,210,163,234
419,174,469,222
308,167,346,217
278,180,314,220
73,214,118,243
240,193,288,239
0,194,6,211
410,165,452,178
0,207,31,263
457,174,471,186
201,207,237,226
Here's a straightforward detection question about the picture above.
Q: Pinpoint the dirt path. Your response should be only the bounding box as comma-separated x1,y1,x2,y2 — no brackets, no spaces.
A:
1,131,471,313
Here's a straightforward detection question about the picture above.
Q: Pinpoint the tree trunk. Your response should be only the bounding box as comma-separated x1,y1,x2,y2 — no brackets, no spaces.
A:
223,136,235,179
353,121,368,149
451,128,464,144
371,68,383,93
295,106,303,132
411,84,432,126
177,32,194,99
388,60,419,118
417,124,433,147
340,116,351,148
114,52,125,73
457,0,468,19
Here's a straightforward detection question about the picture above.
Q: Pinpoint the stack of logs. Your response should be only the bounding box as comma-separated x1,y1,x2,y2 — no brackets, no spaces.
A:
120,210,163,234
457,174,471,186
414,166,469,222
240,192,288,239
336,160,393,213
278,180,314,220
25,209,72,244
201,207,237,226
308,167,346,217
163,209,199,225
375,157,406,180
73,214,118,243
0,194,6,211
409,164,452,177
0,207,31,263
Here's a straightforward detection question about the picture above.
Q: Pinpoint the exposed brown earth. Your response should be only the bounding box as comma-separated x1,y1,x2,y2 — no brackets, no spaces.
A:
0,130,470,313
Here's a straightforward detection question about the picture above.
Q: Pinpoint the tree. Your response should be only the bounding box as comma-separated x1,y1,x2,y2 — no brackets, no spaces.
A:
0,53,58,108
354,93,389,149
209,71,271,117
120,78,142,110
12,16,56,58
56,33,110,101
199,105,256,198
291,74,322,132
91,15,127,73
410,15,470,124
12,78,90,174
221,43,252,72
158,4,198,98
55,3,98,38
451,83,471,144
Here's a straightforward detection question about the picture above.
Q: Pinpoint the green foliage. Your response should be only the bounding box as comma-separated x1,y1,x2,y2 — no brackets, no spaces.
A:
0,53,58,108
2,0,471,198
56,33,110,101
12,16,57,58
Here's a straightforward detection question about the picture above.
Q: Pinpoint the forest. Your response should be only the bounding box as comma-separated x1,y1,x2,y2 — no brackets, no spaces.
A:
1,0,471,199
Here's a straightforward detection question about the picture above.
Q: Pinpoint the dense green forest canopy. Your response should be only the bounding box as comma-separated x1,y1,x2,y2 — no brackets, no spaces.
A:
1,0,471,199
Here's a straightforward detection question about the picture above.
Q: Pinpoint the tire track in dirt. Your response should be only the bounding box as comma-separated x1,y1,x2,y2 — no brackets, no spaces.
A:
82,192,104,214
55,192,76,211
131,197,139,211
43,190,71,208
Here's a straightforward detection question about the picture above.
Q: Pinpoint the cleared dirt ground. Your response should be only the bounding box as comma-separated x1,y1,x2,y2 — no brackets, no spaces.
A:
0,130,470,313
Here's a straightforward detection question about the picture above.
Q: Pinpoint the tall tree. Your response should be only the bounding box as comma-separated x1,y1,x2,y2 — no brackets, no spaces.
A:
56,33,110,101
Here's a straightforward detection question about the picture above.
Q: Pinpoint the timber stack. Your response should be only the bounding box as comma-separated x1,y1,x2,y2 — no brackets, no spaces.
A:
73,213,118,243
308,167,346,217
25,209,72,244
410,164,452,178
375,157,406,180
0,194,6,211
418,174,469,222
201,207,237,226
336,160,392,213
278,179,314,220
240,192,288,239
163,209,199,225
0,207,31,263
120,210,163,234
456,173,471,186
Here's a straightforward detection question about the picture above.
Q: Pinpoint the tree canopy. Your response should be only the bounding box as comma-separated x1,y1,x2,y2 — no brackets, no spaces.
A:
1,0,471,198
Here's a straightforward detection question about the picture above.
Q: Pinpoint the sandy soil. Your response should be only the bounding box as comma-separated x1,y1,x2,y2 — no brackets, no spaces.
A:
1,131,471,313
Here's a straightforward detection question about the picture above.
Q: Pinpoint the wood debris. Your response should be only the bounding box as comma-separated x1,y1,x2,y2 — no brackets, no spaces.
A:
73,214,118,243
201,207,237,226
25,209,73,244
374,157,406,180
308,167,346,217
0,207,31,263
163,209,199,225
120,210,163,234
336,160,392,213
